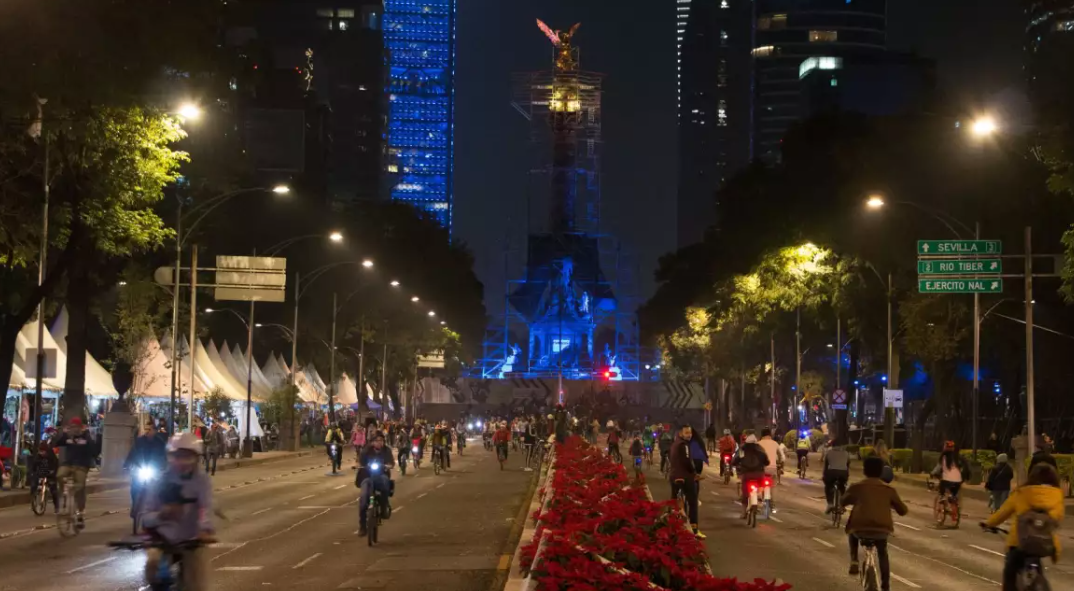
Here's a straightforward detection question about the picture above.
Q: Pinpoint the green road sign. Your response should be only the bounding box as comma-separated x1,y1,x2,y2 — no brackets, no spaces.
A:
917,259,1002,275
917,240,1001,255
918,279,1003,294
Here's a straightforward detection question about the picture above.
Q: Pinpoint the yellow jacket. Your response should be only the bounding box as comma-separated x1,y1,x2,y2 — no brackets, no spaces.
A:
984,484,1065,560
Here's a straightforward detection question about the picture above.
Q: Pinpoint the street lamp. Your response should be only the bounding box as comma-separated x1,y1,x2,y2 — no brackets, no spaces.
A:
177,103,202,122
330,231,344,243
390,280,400,287
362,259,374,268
272,185,291,194
971,117,997,137
411,296,420,302
866,195,885,209
428,311,436,317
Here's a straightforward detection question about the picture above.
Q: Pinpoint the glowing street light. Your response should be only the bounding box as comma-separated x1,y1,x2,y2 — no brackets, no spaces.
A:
177,103,202,121
428,311,436,317
440,321,446,325
971,117,997,137
204,307,215,313
390,280,400,287
411,296,420,302
329,231,344,243
272,185,291,194
361,259,374,268
866,195,885,209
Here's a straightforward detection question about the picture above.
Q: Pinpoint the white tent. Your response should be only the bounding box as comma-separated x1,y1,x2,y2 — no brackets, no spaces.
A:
197,339,248,402
295,365,325,404
335,373,358,406
14,320,66,393
230,343,274,398
276,353,290,376
260,354,289,390
158,332,211,401
50,308,118,398
129,336,175,399
217,341,270,402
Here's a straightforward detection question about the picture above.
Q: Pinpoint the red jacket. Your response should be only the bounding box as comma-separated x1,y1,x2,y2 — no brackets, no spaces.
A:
718,435,736,454
493,429,511,444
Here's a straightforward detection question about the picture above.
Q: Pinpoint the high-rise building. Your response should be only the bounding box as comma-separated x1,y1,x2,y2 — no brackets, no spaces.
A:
1024,1,1074,120
676,0,752,248
752,0,886,161
675,0,692,113
383,0,457,231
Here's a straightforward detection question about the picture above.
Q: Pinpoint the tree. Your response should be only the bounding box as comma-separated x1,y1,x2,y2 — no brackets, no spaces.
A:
201,388,234,425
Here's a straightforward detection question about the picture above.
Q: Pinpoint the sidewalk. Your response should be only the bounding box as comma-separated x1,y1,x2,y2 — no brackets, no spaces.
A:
0,449,313,509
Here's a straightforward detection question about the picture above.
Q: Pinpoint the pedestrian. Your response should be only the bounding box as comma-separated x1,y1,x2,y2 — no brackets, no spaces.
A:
985,453,1014,512
705,423,717,454
669,424,704,539
687,424,709,500
205,423,226,475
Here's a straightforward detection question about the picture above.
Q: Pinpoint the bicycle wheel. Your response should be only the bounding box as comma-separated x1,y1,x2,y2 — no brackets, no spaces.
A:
748,506,757,528
1022,569,1051,591
31,487,46,516
933,497,947,526
831,490,841,528
950,499,961,528
366,505,378,547
863,563,880,591
57,488,77,537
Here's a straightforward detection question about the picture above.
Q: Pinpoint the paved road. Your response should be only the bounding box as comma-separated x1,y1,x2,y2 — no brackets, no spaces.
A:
0,440,535,591
638,453,1074,590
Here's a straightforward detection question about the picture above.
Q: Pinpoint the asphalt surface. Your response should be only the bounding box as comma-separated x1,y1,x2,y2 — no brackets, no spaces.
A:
638,452,1074,590
0,439,536,591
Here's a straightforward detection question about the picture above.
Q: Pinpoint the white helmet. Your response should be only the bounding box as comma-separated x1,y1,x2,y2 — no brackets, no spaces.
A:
547,414,554,420
167,432,203,454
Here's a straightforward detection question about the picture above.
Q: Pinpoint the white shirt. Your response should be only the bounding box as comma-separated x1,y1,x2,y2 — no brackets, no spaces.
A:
758,437,784,476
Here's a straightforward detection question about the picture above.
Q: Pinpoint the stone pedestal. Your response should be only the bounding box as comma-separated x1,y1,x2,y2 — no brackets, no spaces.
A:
1012,434,1029,487
101,410,138,477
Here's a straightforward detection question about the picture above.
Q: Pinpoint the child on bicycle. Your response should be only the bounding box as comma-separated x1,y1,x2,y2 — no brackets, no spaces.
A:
629,434,644,476
30,442,59,513
842,456,908,591
981,463,1064,591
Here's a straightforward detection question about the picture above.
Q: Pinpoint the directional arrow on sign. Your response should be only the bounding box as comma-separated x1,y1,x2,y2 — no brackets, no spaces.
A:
989,261,999,271
991,281,1000,290
922,243,930,253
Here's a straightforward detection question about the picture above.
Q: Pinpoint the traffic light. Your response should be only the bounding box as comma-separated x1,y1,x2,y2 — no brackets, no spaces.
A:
598,368,617,380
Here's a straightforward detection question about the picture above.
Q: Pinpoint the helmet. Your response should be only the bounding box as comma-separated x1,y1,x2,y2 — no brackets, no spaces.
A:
547,414,554,420
167,432,202,454
68,417,83,427
943,440,956,451
723,429,731,435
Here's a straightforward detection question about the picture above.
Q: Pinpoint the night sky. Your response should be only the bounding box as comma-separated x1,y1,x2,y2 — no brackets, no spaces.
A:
452,0,1026,314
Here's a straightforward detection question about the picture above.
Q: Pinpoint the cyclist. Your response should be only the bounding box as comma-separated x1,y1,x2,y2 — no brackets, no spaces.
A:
657,424,674,473
757,429,784,511
356,431,395,537
930,441,969,506
395,425,411,471
324,422,345,471
795,430,811,474
55,417,95,527
842,456,908,590
641,425,656,463
607,422,622,463
493,421,511,461
125,420,167,512
30,442,59,513
351,425,367,464
734,434,769,518
717,429,737,477
981,463,1064,591
669,424,704,539
142,432,216,591
823,437,852,514
430,425,449,470
629,433,645,476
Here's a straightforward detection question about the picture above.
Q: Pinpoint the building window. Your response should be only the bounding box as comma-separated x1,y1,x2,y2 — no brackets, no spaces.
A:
337,8,355,18
717,100,727,127
798,56,843,79
752,45,776,57
830,77,838,87
316,8,334,17
810,30,838,42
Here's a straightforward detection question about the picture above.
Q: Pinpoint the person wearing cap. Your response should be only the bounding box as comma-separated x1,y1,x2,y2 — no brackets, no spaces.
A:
734,434,770,517
985,453,1014,512
55,417,96,525
141,432,216,591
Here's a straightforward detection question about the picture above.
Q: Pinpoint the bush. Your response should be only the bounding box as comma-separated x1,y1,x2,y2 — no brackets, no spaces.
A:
889,449,913,472
845,444,860,457
810,429,824,450
922,451,941,472
782,431,797,449
961,449,997,472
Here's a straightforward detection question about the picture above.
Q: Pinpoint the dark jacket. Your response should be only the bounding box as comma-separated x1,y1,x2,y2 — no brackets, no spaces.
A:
734,442,770,475
125,433,167,471
31,450,59,478
355,444,396,487
629,440,644,456
55,430,97,468
985,462,1014,492
842,477,908,536
668,435,695,482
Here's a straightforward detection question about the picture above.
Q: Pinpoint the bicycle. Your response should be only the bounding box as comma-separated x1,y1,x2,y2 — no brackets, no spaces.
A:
644,446,653,469
858,537,883,591
981,525,1050,591
608,446,622,465
721,454,733,485
496,443,508,470
31,476,53,516
57,474,82,537
798,455,809,479
366,485,388,547
745,476,773,528
933,487,961,528
633,456,644,479
432,447,443,476
110,537,210,590
830,484,846,528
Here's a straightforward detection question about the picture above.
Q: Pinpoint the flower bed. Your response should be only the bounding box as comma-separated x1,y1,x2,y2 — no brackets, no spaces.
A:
522,436,789,591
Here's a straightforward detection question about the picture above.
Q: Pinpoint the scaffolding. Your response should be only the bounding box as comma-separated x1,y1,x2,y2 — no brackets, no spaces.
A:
470,21,641,382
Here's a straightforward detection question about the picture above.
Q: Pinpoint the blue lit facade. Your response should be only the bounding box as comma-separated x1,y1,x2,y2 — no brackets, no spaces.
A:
383,0,456,230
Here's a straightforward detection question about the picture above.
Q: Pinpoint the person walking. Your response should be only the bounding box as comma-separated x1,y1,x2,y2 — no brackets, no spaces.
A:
985,453,1014,512
670,424,705,539
205,423,226,476
705,423,717,454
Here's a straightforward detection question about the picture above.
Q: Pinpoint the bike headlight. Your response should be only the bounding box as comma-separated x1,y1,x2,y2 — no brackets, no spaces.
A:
370,462,381,471
136,465,156,483
467,422,474,430
412,446,419,453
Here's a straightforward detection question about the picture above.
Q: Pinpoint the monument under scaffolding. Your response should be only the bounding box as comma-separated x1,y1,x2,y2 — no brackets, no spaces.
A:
472,19,641,383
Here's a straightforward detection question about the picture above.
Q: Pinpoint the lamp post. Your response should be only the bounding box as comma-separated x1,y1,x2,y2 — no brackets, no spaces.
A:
205,307,257,457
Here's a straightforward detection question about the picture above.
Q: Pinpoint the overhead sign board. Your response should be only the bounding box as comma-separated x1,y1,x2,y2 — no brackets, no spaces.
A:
215,256,287,303
917,240,1001,255
918,279,1003,294
883,389,904,409
24,348,58,379
213,287,286,302
917,259,1002,275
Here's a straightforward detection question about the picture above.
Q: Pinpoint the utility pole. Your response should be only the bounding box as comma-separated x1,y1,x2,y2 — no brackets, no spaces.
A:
289,271,299,451
243,298,255,457
358,315,365,410
770,333,775,425
187,245,198,430
29,110,50,457
885,272,895,448
795,308,802,431
329,292,337,422
835,316,841,390
1025,226,1035,455
972,222,981,459
169,205,182,435
381,321,389,421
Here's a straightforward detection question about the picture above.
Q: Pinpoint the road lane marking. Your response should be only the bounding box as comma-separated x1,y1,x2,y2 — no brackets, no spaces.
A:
216,566,263,571
812,537,835,548
889,544,1000,585
497,554,512,570
251,507,272,516
895,522,921,531
292,553,322,569
768,515,783,523
891,573,921,588
334,484,347,490
969,544,1005,557
211,508,332,563
298,494,315,501
297,506,335,509
67,557,117,574
417,493,428,499
436,483,445,489
393,505,404,513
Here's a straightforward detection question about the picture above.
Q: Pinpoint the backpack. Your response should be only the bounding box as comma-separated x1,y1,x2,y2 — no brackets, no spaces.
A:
1017,507,1059,558
740,445,766,473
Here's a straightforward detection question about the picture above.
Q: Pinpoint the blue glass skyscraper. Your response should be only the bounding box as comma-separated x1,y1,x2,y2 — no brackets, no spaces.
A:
383,0,456,230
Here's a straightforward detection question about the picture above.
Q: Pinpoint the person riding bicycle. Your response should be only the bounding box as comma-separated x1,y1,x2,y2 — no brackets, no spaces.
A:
795,430,812,473
325,422,345,470
669,424,705,539
823,437,852,514
124,420,167,513
55,417,96,527
493,421,511,460
629,434,644,472
607,422,622,463
717,429,737,476
841,456,908,591
356,431,395,537
141,432,216,591
930,441,969,506
981,462,1064,591
758,429,784,511
641,426,656,460
657,425,674,473
395,426,411,469
30,442,59,513
430,425,449,469
734,434,770,518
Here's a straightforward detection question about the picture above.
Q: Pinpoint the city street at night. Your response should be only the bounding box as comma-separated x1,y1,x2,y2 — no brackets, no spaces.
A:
0,446,534,591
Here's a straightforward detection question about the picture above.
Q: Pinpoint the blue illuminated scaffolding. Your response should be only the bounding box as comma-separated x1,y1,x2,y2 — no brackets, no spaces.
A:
383,0,456,230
